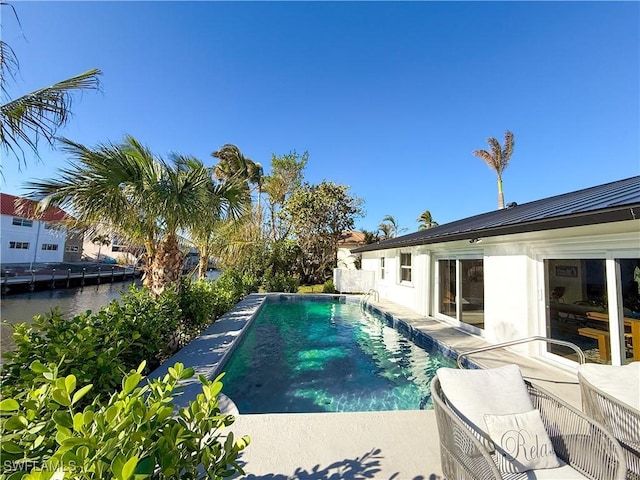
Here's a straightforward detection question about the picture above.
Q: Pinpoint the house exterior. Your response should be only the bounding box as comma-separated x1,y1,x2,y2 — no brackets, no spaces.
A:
0,193,78,265
351,176,640,368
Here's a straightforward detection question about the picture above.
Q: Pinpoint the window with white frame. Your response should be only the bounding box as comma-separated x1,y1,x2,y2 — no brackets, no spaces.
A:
41,243,59,251
380,257,385,280
12,217,33,227
65,245,80,252
9,241,29,249
400,253,412,282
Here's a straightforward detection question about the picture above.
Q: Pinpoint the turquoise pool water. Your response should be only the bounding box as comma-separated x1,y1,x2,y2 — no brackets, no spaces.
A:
220,298,457,413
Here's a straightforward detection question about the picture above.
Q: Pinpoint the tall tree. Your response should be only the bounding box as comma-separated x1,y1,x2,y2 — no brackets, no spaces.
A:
262,151,308,241
212,144,263,234
188,171,250,279
379,215,407,239
417,210,438,230
212,144,262,193
22,136,244,296
0,3,101,169
282,181,363,284
472,130,515,209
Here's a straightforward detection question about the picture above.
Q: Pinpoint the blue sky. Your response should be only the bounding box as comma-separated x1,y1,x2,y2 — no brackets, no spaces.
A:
1,1,638,233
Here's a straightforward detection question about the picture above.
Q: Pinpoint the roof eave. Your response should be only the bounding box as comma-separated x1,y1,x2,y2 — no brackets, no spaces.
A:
351,204,640,254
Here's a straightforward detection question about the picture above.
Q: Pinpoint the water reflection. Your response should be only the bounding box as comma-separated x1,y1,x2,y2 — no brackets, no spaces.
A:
0,279,141,355
0,270,221,356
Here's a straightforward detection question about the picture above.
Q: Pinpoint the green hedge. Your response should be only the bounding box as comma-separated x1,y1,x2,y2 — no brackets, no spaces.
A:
1,270,258,405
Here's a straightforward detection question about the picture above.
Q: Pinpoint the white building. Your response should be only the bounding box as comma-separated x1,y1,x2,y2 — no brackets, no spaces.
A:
0,193,73,264
351,176,640,369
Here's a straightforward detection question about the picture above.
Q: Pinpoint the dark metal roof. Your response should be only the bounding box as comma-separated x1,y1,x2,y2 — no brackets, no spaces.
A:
352,176,640,253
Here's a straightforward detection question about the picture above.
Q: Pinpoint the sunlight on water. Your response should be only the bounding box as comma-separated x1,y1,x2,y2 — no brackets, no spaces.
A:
221,299,456,413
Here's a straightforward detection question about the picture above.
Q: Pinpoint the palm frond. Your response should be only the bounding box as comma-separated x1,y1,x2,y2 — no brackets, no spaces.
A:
0,40,19,97
472,149,498,170
501,130,515,170
0,68,102,167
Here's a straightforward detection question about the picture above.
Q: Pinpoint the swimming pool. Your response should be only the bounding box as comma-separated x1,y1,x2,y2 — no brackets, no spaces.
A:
219,296,457,413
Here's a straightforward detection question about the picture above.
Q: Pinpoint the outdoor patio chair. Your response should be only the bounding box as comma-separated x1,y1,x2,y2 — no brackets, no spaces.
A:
578,362,640,480
431,364,626,479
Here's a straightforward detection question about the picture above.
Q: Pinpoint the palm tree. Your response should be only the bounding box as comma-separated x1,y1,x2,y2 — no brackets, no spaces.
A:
361,229,380,245
379,215,407,239
417,210,438,230
22,135,243,296
91,234,110,261
472,130,515,209
187,166,250,279
1,4,101,168
212,144,262,191
212,143,263,229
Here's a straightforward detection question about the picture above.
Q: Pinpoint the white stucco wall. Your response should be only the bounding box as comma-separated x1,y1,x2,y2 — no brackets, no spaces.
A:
481,244,532,344
358,220,640,363
361,249,430,316
1,215,65,264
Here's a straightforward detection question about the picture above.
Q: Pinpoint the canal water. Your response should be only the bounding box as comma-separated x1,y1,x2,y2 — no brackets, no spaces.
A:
0,271,220,356
0,279,141,355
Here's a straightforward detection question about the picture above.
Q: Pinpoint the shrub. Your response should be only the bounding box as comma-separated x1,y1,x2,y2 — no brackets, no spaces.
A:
1,274,258,409
1,285,181,403
263,272,299,293
0,361,250,479
179,278,219,340
214,269,259,303
322,279,336,293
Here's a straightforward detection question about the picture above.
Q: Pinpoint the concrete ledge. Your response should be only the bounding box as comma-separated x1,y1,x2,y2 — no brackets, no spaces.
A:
145,293,267,408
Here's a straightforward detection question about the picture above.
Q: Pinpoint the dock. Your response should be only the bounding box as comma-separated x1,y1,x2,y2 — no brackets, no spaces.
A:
1,262,140,295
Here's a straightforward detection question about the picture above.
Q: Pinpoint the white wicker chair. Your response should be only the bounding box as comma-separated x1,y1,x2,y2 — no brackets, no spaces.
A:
578,363,640,480
432,371,626,480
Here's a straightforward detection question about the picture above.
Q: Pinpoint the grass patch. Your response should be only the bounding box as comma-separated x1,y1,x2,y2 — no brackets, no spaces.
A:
298,284,324,294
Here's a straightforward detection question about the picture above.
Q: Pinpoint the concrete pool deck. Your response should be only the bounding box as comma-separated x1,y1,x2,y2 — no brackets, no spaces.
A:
147,293,583,480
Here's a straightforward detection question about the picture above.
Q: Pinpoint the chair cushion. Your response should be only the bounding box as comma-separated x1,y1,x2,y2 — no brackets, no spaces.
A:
484,409,561,473
578,362,640,410
437,365,534,446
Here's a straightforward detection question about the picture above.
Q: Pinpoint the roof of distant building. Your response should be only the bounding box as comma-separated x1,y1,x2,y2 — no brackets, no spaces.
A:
338,230,366,246
352,175,640,253
0,193,71,222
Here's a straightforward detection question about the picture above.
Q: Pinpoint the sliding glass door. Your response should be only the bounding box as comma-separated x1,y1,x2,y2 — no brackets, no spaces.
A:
437,258,485,330
544,256,640,365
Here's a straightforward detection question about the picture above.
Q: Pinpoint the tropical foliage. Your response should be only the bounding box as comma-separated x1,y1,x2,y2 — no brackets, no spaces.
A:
23,136,249,296
0,361,249,479
417,210,438,230
262,150,308,241
282,181,364,284
378,214,407,239
472,130,515,209
361,229,381,244
0,3,101,169
91,234,111,261
1,271,257,403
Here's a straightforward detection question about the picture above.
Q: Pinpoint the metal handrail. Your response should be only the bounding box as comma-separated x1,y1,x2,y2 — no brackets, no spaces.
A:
360,288,379,306
456,335,586,369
